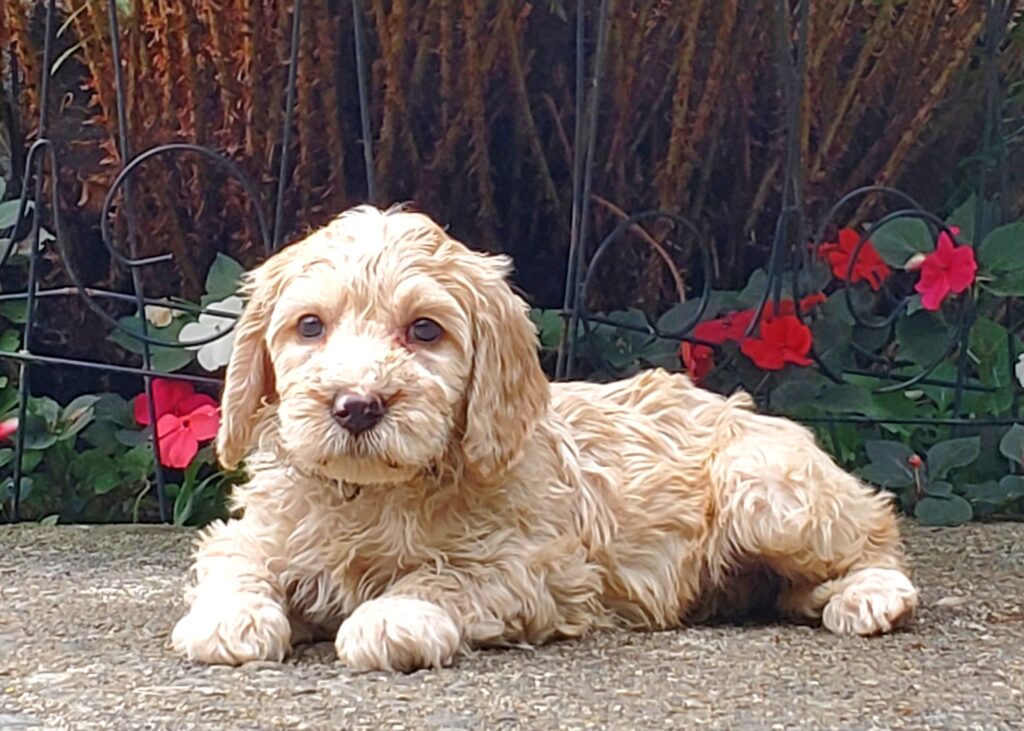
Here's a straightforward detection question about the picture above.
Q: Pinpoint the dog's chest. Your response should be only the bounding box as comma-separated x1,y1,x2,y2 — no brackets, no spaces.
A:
279,489,488,619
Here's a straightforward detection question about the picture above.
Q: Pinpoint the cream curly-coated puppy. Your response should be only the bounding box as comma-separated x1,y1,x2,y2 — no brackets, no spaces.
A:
171,205,918,671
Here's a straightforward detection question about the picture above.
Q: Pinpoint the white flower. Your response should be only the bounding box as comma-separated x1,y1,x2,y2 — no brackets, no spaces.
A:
144,302,186,328
178,295,244,371
1016,353,1024,390
904,253,927,271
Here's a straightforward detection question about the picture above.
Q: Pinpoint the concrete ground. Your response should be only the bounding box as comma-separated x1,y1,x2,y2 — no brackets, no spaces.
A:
0,522,1022,731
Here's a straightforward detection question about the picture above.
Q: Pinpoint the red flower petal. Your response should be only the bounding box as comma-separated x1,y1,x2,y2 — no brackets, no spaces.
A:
182,404,220,441
681,342,715,382
740,337,786,370
780,319,814,365
0,418,18,441
177,393,218,415
946,245,978,294
914,233,976,311
740,316,813,370
134,379,196,426
818,228,890,291
916,274,950,311
156,413,198,469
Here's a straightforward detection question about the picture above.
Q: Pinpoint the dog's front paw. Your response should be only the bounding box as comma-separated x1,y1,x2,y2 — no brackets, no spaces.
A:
335,596,461,672
822,568,919,636
171,592,292,665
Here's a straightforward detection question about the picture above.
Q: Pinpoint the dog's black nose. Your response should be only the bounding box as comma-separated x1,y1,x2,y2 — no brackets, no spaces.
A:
332,393,386,434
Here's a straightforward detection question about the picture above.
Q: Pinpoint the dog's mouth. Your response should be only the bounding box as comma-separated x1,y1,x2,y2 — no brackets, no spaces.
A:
319,453,420,486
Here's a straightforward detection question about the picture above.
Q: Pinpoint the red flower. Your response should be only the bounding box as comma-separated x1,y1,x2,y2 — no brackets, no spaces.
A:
681,294,824,379
818,228,891,290
133,379,215,425
680,342,715,381
155,405,220,469
913,231,977,311
133,379,219,468
0,418,17,441
739,315,814,370
763,292,827,319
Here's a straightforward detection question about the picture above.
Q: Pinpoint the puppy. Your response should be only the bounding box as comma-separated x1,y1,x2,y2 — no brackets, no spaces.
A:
171,205,918,671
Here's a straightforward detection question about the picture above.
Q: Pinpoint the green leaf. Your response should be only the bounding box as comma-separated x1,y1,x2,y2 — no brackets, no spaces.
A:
638,337,681,370
0,329,19,352
120,442,155,483
0,300,28,324
999,425,1024,466
978,222,1024,273
58,394,100,442
810,315,854,372
736,269,769,308
925,437,980,480
530,308,564,349
914,495,973,526
604,308,651,331
769,370,831,416
71,449,121,495
984,269,1024,296
896,310,955,369
115,429,148,447
820,289,874,328
92,393,134,425
656,300,704,336
857,440,916,488
946,195,976,242
80,420,120,453
173,480,196,526
997,475,1024,499
20,414,57,450
62,394,100,423
923,480,954,498
0,387,17,418
30,396,61,427
107,315,195,373
968,477,1024,507
869,218,932,267
796,261,833,296
204,253,245,300
0,199,31,229
39,514,59,526
21,449,43,473
820,382,875,413
967,316,1016,415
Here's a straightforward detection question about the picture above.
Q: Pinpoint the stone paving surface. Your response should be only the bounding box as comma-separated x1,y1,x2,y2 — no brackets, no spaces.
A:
0,522,1022,730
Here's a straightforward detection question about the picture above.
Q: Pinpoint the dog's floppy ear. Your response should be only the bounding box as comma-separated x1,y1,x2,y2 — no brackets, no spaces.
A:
458,251,550,481
216,249,298,469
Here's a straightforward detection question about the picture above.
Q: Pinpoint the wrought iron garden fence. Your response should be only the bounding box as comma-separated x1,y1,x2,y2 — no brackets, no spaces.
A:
1,0,1021,524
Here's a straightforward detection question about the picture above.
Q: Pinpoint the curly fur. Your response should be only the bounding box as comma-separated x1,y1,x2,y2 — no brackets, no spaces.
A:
171,205,919,672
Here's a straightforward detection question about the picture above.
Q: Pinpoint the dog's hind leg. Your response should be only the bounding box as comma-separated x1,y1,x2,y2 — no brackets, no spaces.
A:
709,416,919,636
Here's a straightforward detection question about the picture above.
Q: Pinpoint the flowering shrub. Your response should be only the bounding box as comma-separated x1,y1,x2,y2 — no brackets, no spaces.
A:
538,197,1024,526
0,254,245,524
3,198,1024,526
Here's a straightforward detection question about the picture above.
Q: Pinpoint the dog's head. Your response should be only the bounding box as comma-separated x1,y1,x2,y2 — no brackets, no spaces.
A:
216,205,550,486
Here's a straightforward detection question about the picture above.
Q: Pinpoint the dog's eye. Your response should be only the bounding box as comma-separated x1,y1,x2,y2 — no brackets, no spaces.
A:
407,318,443,344
297,314,325,339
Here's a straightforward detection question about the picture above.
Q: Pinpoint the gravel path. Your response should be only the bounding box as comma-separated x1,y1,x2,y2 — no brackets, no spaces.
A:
0,522,1022,730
